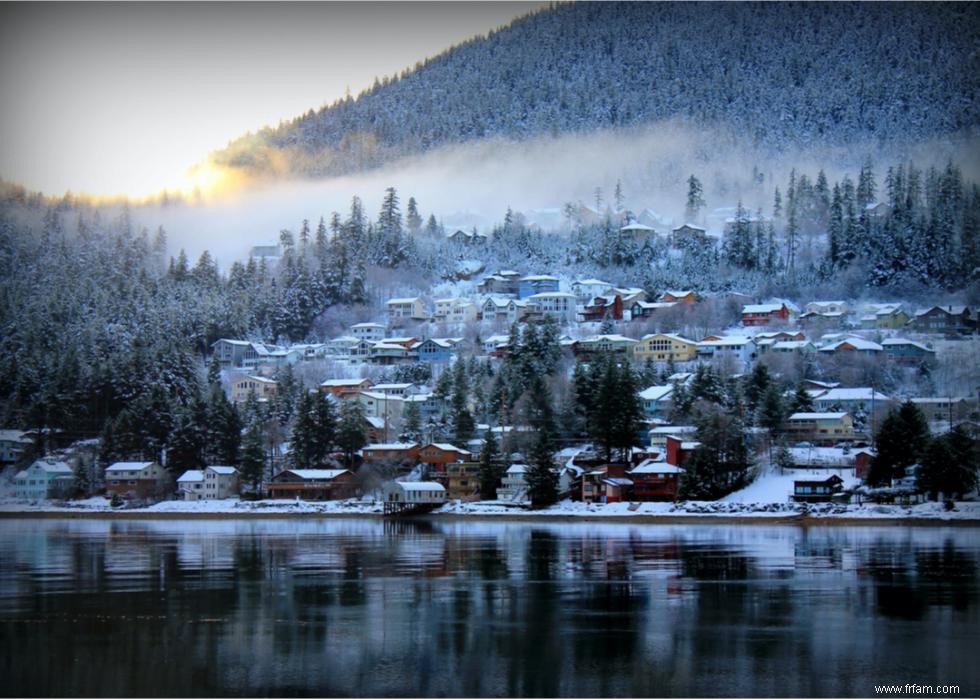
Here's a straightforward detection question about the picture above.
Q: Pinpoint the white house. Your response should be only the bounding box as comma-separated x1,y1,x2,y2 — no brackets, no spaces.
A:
526,292,577,324
571,279,615,302
0,429,32,464
382,481,447,504
350,322,386,342
496,464,530,503
177,469,205,500
696,336,757,365
203,465,239,499
387,297,427,323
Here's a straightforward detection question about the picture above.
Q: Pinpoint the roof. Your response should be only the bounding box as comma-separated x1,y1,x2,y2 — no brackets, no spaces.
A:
649,425,697,435
177,470,204,483
244,375,278,384
881,338,935,352
602,477,634,486
819,337,883,352
387,297,422,305
620,223,656,232
424,443,472,454
699,336,754,347
394,481,446,492
789,412,850,420
630,460,685,474
743,303,785,314
287,469,349,480
362,442,418,450
640,332,696,344
639,385,674,401
351,322,385,329
105,461,156,472
574,278,613,286
680,441,702,450
673,223,706,232
520,274,560,282
915,305,968,317
320,378,371,387
207,465,238,475
528,291,576,299
816,388,891,402
20,460,73,476
507,464,529,474
372,383,414,390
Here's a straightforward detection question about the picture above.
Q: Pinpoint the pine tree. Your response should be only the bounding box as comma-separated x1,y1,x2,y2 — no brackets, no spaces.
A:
758,385,785,437
526,431,558,508
406,196,423,234
867,402,930,486
787,384,815,414
478,428,504,500
685,175,706,222
240,425,265,491
916,427,977,500
401,400,422,442
337,399,367,466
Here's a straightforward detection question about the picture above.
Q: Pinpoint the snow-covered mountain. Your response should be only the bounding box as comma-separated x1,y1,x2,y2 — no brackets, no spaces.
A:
211,2,980,179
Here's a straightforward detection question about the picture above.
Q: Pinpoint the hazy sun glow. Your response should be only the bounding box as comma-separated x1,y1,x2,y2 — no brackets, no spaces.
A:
0,2,544,200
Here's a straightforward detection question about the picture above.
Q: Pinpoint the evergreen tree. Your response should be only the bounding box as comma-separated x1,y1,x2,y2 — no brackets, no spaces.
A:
679,406,751,499
867,402,930,486
787,384,815,414
916,427,977,500
205,385,241,465
526,432,558,508
337,399,368,466
239,425,265,491
758,384,785,438
478,428,504,500
685,175,705,222
406,196,423,234
401,400,422,442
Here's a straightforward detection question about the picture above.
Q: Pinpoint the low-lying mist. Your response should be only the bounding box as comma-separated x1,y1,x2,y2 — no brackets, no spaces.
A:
137,120,979,268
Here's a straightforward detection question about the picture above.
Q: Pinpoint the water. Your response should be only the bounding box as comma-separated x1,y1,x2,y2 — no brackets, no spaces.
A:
0,517,978,697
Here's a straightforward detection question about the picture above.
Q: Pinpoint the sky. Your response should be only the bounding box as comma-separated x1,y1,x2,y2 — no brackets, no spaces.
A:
0,1,544,199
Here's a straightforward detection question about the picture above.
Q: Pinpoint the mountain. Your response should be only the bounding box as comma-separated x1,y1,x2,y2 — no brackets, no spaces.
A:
212,2,980,180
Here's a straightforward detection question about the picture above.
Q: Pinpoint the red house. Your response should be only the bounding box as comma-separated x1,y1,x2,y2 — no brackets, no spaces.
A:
741,303,791,326
628,460,685,501
665,435,700,466
360,443,420,464
266,469,354,500
418,443,473,468
581,294,624,322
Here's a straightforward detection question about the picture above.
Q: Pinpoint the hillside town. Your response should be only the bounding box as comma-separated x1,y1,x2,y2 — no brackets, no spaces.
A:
5,267,977,515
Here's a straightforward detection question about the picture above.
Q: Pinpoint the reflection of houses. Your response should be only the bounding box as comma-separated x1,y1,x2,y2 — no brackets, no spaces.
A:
267,469,354,500
792,475,844,503
785,412,854,445
105,461,171,499
14,459,74,499
628,461,684,501
230,375,279,404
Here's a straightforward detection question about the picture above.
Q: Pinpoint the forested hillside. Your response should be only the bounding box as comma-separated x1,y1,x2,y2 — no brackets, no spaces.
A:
213,2,980,179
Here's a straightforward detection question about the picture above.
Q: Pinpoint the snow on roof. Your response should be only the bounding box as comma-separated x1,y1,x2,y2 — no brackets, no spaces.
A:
575,278,613,286
743,303,785,314
621,223,656,231
372,383,414,390
699,336,754,347
915,305,969,316
772,340,812,350
649,425,697,435
177,470,204,483
673,223,705,231
680,441,702,450
528,291,575,299
105,462,155,472
363,443,418,450
639,385,674,401
395,481,446,492
521,274,559,281
661,289,694,297
0,429,30,442
352,322,386,329
881,338,934,352
320,378,370,387
816,388,891,402
426,443,471,453
288,469,349,480
208,466,237,475
20,460,73,476
387,297,422,305
602,477,634,486
506,464,529,474
640,332,695,344
789,412,850,420
630,460,685,474
245,375,278,384
819,337,883,352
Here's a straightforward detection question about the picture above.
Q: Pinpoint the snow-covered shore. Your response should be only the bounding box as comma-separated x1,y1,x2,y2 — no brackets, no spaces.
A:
1,495,978,523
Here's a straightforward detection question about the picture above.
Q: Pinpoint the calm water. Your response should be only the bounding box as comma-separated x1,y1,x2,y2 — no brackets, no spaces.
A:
0,518,978,698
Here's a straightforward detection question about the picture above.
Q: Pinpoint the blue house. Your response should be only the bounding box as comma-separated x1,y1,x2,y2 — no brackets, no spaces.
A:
14,459,74,499
881,338,936,363
416,338,462,363
518,275,560,299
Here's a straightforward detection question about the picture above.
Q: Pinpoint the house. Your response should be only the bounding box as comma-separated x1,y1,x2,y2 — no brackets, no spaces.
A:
580,294,624,322
580,463,631,504
383,481,447,505
864,202,891,218
817,337,883,355
785,445,875,471
785,412,855,445
633,333,698,362
496,464,530,503
619,222,659,243
230,375,279,404
665,436,700,466
812,388,893,418
105,461,171,499
418,443,473,468
249,241,281,259
433,298,475,324
480,334,510,355
203,465,239,499
402,392,447,422
350,392,404,420
370,383,420,398
477,270,521,296
525,292,577,323
628,300,677,320
416,338,461,363
350,322,386,342
359,442,419,464
13,459,74,499
859,303,909,330
386,297,427,323
639,385,674,418
806,301,849,315
648,425,698,449
881,338,936,363
266,469,354,500
319,377,373,399
798,310,846,329
324,336,371,364
437,461,481,500
909,397,976,425
742,303,792,326
368,341,419,365
908,306,975,335
211,339,274,369
0,429,32,464
658,290,697,304
604,286,648,306
628,460,685,501
671,223,708,245
766,340,816,355
572,334,639,356
518,275,561,299
447,228,488,244
176,469,205,500
480,296,523,324
571,279,614,302
696,336,756,365
792,475,845,503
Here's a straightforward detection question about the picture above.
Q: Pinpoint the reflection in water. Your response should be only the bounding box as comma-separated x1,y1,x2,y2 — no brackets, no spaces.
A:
0,518,978,697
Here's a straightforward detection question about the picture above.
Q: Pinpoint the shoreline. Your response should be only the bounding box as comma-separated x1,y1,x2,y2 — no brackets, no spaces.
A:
1,509,977,526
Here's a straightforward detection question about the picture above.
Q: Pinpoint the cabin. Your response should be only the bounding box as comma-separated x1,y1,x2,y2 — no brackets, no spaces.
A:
633,333,698,362
105,461,171,499
383,481,447,505
13,459,74,500
319,377,373,399
658,290,697,304
0,429,32,464
572,334,638,356
881,338,936,363
230,375,279,404
817,337,883,356
741,303,792,326
639,385,674,418
671,224,707,245
266,469,354,500
580,294,624,322
447,229,488,245
628,460,685,501
619,222,659,243
518,275,560,299
792,475,845,503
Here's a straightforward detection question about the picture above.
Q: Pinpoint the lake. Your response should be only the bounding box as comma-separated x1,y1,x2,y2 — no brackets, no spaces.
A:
0,517,977,697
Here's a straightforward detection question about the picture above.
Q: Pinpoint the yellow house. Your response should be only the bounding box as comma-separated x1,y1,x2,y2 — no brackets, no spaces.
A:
633,333,698,362
230,375,279,404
